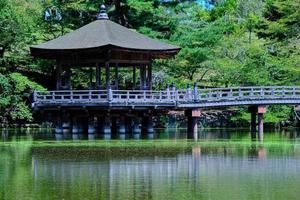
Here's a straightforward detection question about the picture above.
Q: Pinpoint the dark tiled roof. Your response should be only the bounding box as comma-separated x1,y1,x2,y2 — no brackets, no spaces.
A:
31,20,180,52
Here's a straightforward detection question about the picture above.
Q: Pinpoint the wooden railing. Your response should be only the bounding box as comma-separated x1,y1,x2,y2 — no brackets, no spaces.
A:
33,86,300,108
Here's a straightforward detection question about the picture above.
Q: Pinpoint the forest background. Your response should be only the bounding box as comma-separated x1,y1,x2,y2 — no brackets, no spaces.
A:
0,0,299,126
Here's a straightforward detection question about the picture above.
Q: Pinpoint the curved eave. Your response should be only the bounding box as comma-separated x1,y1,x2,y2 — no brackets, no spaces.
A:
30,44,181,60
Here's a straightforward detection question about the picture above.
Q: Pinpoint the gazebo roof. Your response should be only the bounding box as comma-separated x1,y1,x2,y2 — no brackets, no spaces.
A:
32,20,180,51
30,12,180,61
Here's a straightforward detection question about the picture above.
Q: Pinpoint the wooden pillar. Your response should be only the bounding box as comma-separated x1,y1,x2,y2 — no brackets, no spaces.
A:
65,67,71,89
89,67,93,89
55,113,62,134
146,114,154,139
96,63,101,89
187,109,201,140
105,62,110,89
146,115,154,134
103,116,111,139
133,66,136,89
88,115,96,134
257,106,266,141
258,113,264,141
132,117,141,136
140,64,144,90
62,112,71,134
249,105,266,141
72,116,79,134
118,116,126,139
147,63,152,90
56,63,62,90
143,65,147,89
115,64,119,89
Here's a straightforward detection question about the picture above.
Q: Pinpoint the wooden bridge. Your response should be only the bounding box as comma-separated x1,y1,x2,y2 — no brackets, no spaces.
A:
33,86,300,141
33,86,300,109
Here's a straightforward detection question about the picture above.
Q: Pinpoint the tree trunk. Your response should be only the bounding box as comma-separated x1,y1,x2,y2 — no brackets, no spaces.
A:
113,0,128,26
0,46,5,58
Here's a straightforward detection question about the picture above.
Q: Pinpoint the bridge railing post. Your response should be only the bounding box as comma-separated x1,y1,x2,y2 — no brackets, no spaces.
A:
271,87,275,96
238,88,243,98
88,90,92,101
70,91,74,102
166,85,170,100
187,84,192,101
260,88,264,97
126,91,129,101
281,88,285,97
292,87,296,97
193,82,198,101
108,87,113,103
159,90,162,101
143,90,146,101
171,83,176,100
250,88,254,97
33,90,37,102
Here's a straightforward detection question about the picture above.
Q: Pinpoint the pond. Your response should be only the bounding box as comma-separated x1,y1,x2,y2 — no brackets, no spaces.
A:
1,128,300,200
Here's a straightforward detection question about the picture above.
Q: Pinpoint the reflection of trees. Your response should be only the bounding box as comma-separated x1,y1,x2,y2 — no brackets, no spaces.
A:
0,143,32,199
30,146,300,200
1,142,300,199
31,154,204,200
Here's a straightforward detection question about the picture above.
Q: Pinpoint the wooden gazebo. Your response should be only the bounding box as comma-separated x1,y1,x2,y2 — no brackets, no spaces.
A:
31,5,180,91
31,5,181,138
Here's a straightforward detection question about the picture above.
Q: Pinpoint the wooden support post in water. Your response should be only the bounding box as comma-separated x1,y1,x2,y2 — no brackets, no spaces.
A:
62,112,71,134
72,116,79,134
258,113,264,141
187,109,201,140
249,105,266,141
142,112,154,139
117,116,126,137
250,112,257,139
146,115,154,134
146,115,154,139
55,114,62,134
103,116,111,139
257,106,266,142
248,106,257,139
88,115,96,135
132,117,141,139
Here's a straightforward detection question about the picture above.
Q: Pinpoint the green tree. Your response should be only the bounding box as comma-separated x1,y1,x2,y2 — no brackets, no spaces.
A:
0,72,45,124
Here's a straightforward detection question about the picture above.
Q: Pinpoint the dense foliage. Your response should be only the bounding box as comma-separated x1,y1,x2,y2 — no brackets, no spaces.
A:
0,0,299,125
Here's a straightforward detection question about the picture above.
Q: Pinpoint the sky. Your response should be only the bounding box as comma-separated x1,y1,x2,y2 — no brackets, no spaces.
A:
197,0,215,10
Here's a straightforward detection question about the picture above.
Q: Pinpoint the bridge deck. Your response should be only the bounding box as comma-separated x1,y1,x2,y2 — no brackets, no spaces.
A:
33,86,300,109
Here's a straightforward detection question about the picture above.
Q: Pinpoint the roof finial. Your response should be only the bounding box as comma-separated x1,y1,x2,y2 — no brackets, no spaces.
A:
97,4,109,20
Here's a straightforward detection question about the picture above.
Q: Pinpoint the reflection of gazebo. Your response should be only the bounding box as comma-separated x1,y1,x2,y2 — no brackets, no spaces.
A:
31,5,180,91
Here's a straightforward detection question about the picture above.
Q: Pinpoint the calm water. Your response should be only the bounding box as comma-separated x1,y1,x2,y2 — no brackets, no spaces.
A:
1,128,300,200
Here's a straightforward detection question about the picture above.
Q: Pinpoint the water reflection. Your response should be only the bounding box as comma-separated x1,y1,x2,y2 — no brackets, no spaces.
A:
2,129,300,200
1,129,8,142
28,145,300,200
3,127,300,142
